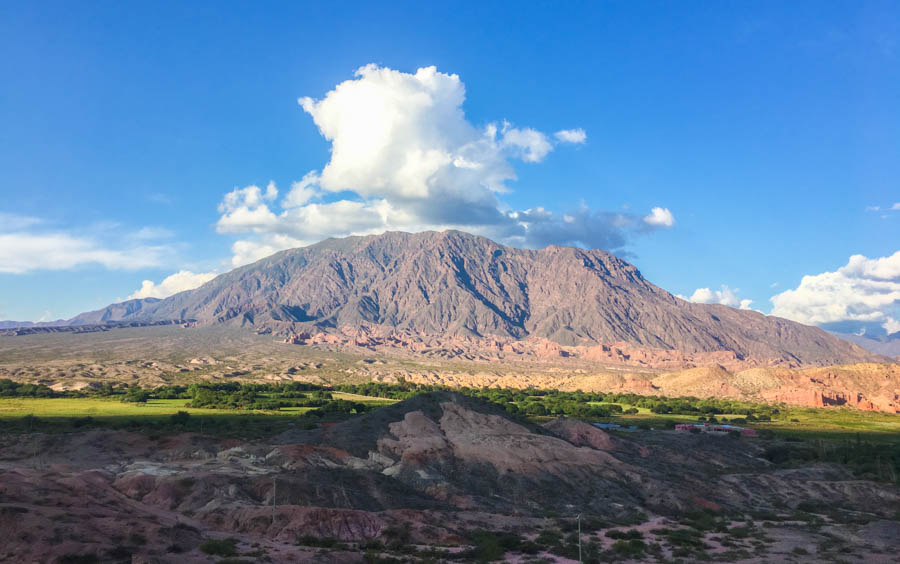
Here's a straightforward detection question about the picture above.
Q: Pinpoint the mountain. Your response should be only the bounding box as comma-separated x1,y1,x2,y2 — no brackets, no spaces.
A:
0,319,69,329
71,230,877,366
0,321,38,329
66,297,162,326
830,331,900,359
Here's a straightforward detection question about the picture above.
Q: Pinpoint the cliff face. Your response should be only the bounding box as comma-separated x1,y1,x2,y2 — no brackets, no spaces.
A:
71,230,877,366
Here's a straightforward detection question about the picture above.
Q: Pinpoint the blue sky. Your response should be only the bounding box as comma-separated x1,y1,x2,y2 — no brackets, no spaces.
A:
1,1,898,334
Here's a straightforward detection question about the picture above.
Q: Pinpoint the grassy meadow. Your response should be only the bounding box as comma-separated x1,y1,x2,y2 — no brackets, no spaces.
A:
585,402,900,439
1,389,898,444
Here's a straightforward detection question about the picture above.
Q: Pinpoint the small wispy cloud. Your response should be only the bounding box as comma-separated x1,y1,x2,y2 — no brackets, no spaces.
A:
0,214,177,275
866,202,900,212
0,232,170,274
554,128,587,144
129,227,174,241
0,212,42,232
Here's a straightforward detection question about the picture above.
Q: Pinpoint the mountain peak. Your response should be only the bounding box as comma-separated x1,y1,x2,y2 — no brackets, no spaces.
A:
68,230,876,366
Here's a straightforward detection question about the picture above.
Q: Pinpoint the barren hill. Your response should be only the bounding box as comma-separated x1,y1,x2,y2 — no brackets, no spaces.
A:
5,393,899,561
71,230,875,365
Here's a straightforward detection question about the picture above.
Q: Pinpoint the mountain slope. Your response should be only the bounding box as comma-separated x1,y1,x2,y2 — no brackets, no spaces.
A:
830,331,900,359
72,230,876,365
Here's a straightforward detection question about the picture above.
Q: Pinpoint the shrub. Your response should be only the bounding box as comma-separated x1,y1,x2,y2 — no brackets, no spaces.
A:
728,526,753,539
380,522,412,550
469,530,504,562
535,529,562,547
662,528,707,548
682,509,722,532
199,538,238,556
611,539,646,557
606,529,644,540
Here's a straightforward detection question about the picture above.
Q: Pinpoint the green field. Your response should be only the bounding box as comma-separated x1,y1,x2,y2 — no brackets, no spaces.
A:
597,403,900,442
2,393,898,444
332,391,398,403
0,396,346,438
0,397,311,418
0,394,396,424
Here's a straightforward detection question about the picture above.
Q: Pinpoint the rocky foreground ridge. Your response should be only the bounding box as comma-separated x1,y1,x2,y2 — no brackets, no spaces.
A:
66,230,876,367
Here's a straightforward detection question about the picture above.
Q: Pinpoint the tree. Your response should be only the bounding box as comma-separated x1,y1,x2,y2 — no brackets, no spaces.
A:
122,387,150,403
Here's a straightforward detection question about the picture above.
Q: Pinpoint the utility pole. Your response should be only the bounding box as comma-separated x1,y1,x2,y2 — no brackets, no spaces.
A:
577,513,582,563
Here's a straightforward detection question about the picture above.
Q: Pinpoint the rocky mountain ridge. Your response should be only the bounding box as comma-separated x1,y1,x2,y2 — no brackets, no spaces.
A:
60,230,876,366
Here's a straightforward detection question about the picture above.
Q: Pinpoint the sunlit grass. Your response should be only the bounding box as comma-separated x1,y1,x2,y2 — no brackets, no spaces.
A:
332,391,399,403
596,402,900,442
0,397,305,419
1,392,897,443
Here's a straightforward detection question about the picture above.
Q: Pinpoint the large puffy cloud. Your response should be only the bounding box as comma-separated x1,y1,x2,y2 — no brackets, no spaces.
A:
218,64,674,266
298,65,515,198
770,251,900,335
681,285,754,310
128,270,218,299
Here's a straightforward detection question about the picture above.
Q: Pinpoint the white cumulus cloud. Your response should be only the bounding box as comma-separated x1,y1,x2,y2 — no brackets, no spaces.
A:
282,171,321,208
685,285,753,310
643,207,675,228
128,270,218,299
500,123,553,163
770,251,900,335
217,64,673,265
